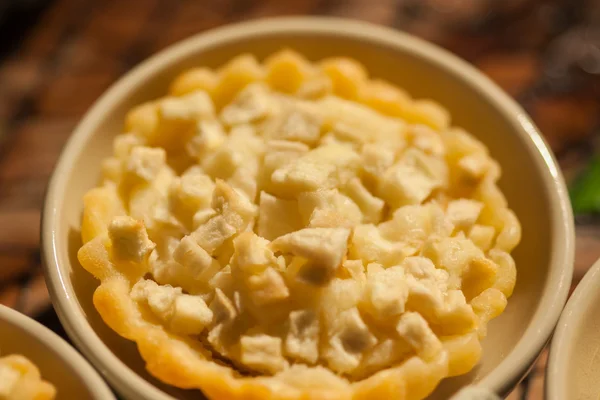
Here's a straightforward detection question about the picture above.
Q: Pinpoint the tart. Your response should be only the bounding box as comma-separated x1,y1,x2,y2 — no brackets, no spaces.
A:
78,50,521,399
0,355,56,399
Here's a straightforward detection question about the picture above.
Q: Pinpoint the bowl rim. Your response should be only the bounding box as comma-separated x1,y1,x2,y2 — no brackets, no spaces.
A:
41,16,574,399
0,305,116,399
546,258,600,399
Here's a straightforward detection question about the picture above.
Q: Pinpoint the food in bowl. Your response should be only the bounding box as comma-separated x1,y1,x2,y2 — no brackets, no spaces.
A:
78,49,521,399
0,355,56,399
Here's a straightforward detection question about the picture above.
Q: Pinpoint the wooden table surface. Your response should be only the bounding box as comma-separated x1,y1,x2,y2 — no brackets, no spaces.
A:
1,0,599,398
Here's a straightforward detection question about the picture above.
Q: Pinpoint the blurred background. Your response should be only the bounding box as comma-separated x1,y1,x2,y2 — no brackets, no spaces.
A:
0,0,598,398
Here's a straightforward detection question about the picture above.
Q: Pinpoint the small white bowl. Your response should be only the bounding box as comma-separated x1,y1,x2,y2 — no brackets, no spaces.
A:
42,16,574,400
0,305,115,399
547,259,600,399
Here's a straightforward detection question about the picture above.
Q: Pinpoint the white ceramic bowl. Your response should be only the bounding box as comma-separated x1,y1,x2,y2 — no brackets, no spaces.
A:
547,258,600,399
41,17,574,399
0,305,115,399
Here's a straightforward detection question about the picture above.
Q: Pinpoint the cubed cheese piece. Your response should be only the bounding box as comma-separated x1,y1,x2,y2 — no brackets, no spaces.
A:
378,149,447,208
173,235,221,283
227,167,258,202
341,259,366,281
192,209,217,230
343,178,385,224
209,265,234,294
247,267,290,306
263,106,322,146
325,308,377,374
271,228,350,285
185,120,226,159
378,203,453,245
297,189,362,228
285,310,320,364
220,83,275,126
357,338,412,379
446,199,483,231
131,279,180,321
170,294,213,335
108,216,155,263
259,140,310,195
114,133,145,159
159,90,215,121
421,236,484,289
210,288,237,325
408,124,445,156
362,264,409,320
233,232,279,273
0,363,20,397
150,205,186,236
378,163,437,208
125,146,166,182
396,311,442,360
192,215,237,255
316,96,405,143
169,67,218,96
240,335,287,374
435,290,477,335
349,224,413,267
257,192,303,240
169,166,215,215
212,179,257,232
361,142,399,183
270,144,360,195
457,153,492,182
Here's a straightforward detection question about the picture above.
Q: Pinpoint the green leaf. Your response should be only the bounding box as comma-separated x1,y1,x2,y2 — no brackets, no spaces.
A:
570,156,600,215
